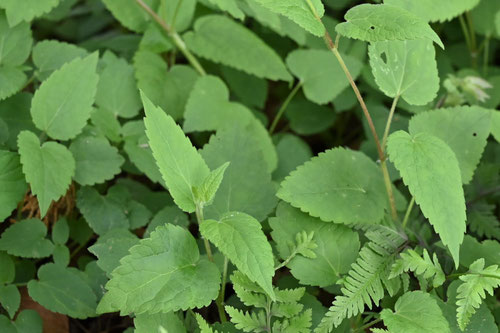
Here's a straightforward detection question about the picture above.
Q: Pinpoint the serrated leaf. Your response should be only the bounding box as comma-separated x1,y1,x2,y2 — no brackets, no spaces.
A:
336,4,444,49
195,313,217,333
194,162,230,206
251,0,325,36
90,107,122,143
0,252,14,284
97,225,220,315
201,212,275,300
184,15,292,81
380,291,450,333
28,263,97,319
0,151,27,222
270,202,359,287
387,131,465,266
30,53,99,140
101,0,157,32
0,67,26,101
0,285,20,319
69,136,124,186
0,310,42,333
0,0,59,26
225,306,267,332
409,106,491,184
384,0,480,23
0,219,54,258
207,0,244,20
17,131,75,217
135,312,187,333
32,40,87,80
0,13,32,66
286,49,363,105
369,39,439,105
277,147,388,224
143,92,210,213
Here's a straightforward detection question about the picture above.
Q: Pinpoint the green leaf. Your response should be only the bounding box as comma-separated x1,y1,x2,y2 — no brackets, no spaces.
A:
76,187,129,235
0,151,27,222
90,108,122,143
207,0,244,20
143,92,210,213
368,39,439,105
409,106,491,183
0,93,37,150
17,131,75,217
0,13,32,66
270,202,360,287
0,0,59,26
468,0,500,36
28,263,97,319
0,67,26,101
285,97,336,135
336,4,444,49
194,162,230,206
0,310,42,333
251,0,325,36
390,248,445,288
286,49,363,105
277,147,388,224
30,53,99,140
135,312,187,333
225,306,267,332
52,244,69,266
95,53,141,119
101,0,157,32
273,134,312,182
32,40,87,80
0,285,20,319
145,205,189,237
51,218,69,245
0,252,15,284
201,211,276,300
0,219,54,258
384,0,480,22
97,225,220,315
380,291,450,333
220,66,268,109
158,0,195,32
123,132,165,186
184,15,292,81
69,136,124,186
387,131,466,266
195,313,217,333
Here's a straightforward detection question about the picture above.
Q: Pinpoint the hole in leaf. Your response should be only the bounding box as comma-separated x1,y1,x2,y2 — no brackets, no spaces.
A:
473,132,477,137
370,26,375,30
380,52,387,64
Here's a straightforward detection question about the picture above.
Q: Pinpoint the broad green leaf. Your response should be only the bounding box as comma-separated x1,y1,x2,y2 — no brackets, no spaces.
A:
69,136,124,186
143,92,210,212
459,236,500,273
0,0,59,26
76,187,129,235
184,15,292,81
0,14,32,66
286,49,363,105
273,134,312,182
28,263,97,319
336,4,444,49
0,285,20,318
0,252,14,284
32,40,87,80
0,93,37,150
0,219,54,258
97,225,220,315
409,106,491,183
194,162,230,206
145,205,189,237
207,0,244,20
270,202,360,287
0,310,42,333
0,151,27,222
17,131,75,217
158,0,196,32
184,75,277,172
30,53,99,140
135,312,187,333
101,0,157,32
220,66,267,109
0,67,26,101
200,124,277,222
251,0,325,36
285,97,336,135
201,212,275,299
387,131,466,266
380,291,450,333
384,0,480,22
96,54,141,119
51,218,69,245
277,147,388,224
369,39,439,105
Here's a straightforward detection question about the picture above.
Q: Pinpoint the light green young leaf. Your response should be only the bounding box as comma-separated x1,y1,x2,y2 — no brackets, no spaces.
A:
409,106,492,184
286,49,363,105
194,162,230,206
143,93,210,212
251,0,325,36
336,4,444,49
135,312,187,333
69,136,124,186
277,147,388,224
32,40,87,80
184,15,292,81
97,225,220,315
369,39,439,105
28,263,97,319
0,252,14,284
0,310,42,333
30,53,99,140
387,131,466,266
0,13,32,66
0,151,27,222
384,0,480,22
0,285,20,319
17,131,75,217
201,212,275,300
101,0,156,32
0,219,54,258
381,291,450,333
0,0,59,26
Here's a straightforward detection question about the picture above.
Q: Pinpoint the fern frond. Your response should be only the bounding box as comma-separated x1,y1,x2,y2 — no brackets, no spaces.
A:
467,204,500,240
314,228,406,332
456,258,500,331
225,306,267,332
276,230,317,270
271,302,303,318
390,248,445,288
274,287,305,303
195,313,219,333
272,309,312,333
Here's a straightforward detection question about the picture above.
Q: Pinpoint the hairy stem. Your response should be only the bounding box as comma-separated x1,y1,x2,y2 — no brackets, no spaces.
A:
269,81,302,134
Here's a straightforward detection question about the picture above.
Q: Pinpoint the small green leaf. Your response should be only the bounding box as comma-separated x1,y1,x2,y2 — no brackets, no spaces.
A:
201,212,276,300
17,131,75,217
0,310,42,333
0,93,37,150
52,244,70,267
101,0,156,32
207,0,244,20
0,67,26,101
0,252,15,284
142,92,210,213
0,0,59,26
97,225,220,315
51,218,69,245
32,40,87,80
0,219,54,258
0,151,27,222
134,312,187,333
194,162,230,206
30,53,99,140
384,0,480,23
387,131,466,266
0,285,20,319
0,13,32,67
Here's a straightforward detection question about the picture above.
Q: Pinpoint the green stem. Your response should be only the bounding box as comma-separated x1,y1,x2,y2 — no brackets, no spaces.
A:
354,317,382,332
216,256,229,322
135,0,206,76
195,204,214,262
447,272,500,280
268,82,302,135
265,297,272,332
402,196,415,229
483,35,490,76
459,15,472,52
381,94,400,152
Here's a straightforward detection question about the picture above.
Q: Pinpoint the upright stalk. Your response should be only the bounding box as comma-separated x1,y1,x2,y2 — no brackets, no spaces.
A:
269,81,302,134
382,95,400,151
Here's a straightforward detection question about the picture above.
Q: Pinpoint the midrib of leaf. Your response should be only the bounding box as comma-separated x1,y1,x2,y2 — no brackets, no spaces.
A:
38,281,93,311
